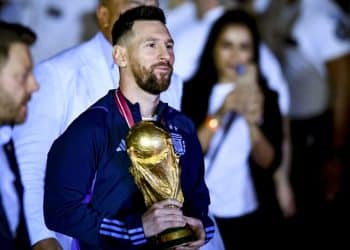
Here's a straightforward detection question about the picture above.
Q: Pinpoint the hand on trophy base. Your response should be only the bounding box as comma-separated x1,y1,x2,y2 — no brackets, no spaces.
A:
126,122,202,249
156,225,196,250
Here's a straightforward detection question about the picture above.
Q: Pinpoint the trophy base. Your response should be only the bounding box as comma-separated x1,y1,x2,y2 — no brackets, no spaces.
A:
157,226,196,250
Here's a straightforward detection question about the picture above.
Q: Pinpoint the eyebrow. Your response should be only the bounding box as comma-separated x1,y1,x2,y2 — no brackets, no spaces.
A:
167,38,174,44
144,37,174,44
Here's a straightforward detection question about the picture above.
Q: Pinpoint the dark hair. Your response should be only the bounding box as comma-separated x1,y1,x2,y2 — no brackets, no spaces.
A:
0,21,36,66
182,8,267,127
112,5,166,45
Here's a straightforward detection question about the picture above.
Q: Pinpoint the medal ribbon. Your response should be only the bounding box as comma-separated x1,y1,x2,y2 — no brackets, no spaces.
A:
114,89,135,128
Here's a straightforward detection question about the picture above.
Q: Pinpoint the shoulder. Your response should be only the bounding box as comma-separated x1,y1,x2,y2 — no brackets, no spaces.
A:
62,93,114,136
49,92,117,160
34,34,101,76
295,3,350,60
33,34,102,94
165,106,197,135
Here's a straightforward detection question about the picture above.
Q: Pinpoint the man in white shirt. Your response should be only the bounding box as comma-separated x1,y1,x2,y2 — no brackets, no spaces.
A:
288,0,350,245
12,0,184,250
0,21,38,250
259,0,350,246
0,0,97,64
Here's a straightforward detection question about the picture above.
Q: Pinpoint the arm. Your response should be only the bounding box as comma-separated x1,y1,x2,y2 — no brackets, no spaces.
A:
249,124,275,169
326,53,350,154
44,111,190,248
324,53,350,200
12,62,64,249
259,43,295,215
273,116,296,217
251,89,283,171
244,85,276,169
197,110,223,153
318,11,350,200
44,113,101,245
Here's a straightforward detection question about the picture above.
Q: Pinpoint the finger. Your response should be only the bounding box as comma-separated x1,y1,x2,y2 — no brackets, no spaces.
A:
145,206,185,227
183,216,205,241
185,238,205,246
145,215,187,235
149,206,184,218
175,239,205,250
151,199,183,209
159,220,187,231
143,212,186,236
153,213,186,224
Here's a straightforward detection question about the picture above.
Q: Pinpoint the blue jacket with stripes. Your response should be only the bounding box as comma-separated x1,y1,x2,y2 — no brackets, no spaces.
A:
44,90,214,249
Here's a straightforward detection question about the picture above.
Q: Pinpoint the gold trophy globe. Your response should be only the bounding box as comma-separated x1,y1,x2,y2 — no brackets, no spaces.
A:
126,121,195,249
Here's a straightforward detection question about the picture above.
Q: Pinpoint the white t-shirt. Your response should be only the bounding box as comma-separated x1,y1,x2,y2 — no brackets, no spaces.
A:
260,44,290,116
294,0,350,76
286,0,350,117
205,83,257,217
172,6,225,81
165,1,196,39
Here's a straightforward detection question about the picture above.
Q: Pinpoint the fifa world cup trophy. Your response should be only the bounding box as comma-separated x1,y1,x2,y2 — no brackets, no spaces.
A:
126,121,195,249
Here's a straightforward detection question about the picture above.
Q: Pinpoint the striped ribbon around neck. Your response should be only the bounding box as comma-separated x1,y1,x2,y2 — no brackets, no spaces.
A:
114,89,135,128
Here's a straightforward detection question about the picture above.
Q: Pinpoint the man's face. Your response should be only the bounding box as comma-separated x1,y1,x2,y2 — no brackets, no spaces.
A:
101,0,159,42
0,43,38,124
127,21,174,95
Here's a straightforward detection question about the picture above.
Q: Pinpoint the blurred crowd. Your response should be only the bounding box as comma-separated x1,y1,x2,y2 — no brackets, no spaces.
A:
1,0,350,249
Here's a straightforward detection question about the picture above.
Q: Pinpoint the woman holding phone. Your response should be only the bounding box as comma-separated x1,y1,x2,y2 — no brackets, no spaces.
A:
181,9,283,249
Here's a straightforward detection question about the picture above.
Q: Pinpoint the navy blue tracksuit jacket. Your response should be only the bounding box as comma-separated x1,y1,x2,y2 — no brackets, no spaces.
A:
44,90,214,249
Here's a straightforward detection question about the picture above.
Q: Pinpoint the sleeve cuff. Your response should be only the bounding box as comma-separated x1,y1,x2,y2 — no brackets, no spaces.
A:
99,217,147,246
30,228,57,246
204,225,215,243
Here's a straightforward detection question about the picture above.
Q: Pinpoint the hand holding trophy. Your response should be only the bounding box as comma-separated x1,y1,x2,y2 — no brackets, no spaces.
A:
126,121,196,249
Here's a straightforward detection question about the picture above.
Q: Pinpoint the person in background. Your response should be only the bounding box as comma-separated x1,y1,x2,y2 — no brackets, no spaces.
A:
0,21,38,250
181,9,283,249
233,0,296,220
44,6,214,250
260,0,350,246
168,1,293,222
0,0,97,63
169,0,225,81
12,0,184,249
259,0,350,247
329,0,350,247
168,0,290,123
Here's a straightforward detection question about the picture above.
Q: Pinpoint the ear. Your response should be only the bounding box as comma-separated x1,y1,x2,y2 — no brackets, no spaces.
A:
96,5,109,29
113,45,128,68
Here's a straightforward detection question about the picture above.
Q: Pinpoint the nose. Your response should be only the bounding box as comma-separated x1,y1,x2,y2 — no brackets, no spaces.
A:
159,44,174,64
230,47,240,60
159,45,170,60
27,73,39,94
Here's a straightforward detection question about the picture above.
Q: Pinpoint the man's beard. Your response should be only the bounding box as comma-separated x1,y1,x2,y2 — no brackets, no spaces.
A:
0,89,28,125
132,62,172,95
